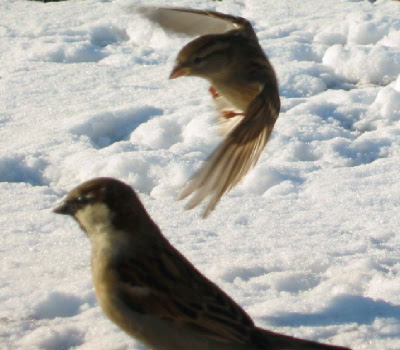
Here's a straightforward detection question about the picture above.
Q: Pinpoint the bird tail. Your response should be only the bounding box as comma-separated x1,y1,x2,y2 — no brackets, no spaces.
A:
252,327,352,350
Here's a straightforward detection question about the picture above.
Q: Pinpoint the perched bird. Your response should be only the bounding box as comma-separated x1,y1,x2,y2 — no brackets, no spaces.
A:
53,177,351,350
138,7,281,218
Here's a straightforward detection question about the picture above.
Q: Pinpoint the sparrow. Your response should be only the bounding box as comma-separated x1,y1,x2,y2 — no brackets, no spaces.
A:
137,7,281,218
53,177,351,350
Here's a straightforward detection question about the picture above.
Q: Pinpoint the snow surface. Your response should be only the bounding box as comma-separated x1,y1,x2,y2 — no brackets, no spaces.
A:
1,0,400,349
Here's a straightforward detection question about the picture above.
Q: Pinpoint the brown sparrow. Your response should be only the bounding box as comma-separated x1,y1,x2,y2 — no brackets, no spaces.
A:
53,178,351,350
138,7,281,218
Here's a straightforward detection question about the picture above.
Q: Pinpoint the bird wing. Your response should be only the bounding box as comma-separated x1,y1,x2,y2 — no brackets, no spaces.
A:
137,7,253,37
114,245,255,345
114,249,351,350
179,83,280,218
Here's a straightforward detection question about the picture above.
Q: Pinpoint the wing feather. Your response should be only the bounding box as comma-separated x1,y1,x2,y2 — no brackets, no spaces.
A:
137,7,252,37
180,84,280,217
115,245,254,344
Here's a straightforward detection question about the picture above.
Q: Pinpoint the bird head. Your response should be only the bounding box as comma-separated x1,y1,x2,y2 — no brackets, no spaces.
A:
53,178,147,236
169,34,233,80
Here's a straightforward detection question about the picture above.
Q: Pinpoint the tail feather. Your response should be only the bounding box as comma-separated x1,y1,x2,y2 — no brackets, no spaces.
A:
252,327,352,350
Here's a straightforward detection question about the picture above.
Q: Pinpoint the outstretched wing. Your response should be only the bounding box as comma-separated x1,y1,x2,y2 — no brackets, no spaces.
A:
179,83,280,218
137,7,253,37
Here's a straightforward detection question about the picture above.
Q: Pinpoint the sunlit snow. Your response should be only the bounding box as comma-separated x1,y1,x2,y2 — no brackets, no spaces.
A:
1,0,400,349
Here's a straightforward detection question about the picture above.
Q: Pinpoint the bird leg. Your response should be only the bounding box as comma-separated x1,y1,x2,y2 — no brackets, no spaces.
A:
208,86,220,99
221,110,245,119
209,85,245,119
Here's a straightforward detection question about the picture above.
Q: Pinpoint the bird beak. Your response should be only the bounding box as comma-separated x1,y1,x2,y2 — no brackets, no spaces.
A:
53,199,72,216
169,65,191,79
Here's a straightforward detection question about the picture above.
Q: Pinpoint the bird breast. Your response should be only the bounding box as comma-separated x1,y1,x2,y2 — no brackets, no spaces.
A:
212,79,263,112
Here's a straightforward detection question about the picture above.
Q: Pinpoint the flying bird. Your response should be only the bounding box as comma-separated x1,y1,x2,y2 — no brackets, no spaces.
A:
138,7,281,217
53,177,351,350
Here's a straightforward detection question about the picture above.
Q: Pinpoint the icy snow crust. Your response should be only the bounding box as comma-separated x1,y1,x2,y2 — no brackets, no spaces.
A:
1,0,400,349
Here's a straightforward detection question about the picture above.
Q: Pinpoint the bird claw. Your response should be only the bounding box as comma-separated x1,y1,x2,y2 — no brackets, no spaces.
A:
208,86,220,99
221,110,245,119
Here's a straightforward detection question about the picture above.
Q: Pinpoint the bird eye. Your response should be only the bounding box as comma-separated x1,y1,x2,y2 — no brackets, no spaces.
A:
76,193,95,204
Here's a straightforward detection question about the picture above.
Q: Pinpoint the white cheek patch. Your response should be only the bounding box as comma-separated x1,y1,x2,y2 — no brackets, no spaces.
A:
75,203,113,235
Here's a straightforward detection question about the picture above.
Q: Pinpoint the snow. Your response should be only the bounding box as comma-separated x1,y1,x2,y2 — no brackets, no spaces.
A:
1,0,400,349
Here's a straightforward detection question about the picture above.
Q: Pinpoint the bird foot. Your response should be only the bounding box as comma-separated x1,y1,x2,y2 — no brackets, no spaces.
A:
208,86,220,99
221,110,245,119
